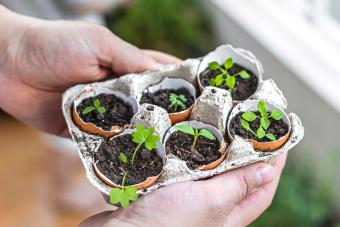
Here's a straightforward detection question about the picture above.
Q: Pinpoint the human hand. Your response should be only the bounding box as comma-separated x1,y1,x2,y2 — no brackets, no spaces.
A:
0,6,179,136
80,153,287,227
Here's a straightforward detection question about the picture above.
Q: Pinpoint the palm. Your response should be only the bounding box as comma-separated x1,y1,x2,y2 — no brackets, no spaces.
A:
80,154,286,227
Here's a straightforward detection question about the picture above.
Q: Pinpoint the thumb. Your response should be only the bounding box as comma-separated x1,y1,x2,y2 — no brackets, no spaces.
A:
200,162,274,212
101,33,162,75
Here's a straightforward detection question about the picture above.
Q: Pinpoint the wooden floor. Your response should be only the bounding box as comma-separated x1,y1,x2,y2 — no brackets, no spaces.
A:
0,114,111,227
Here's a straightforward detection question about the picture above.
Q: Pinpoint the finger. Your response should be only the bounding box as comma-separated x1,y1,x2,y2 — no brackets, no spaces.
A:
142,50,181,64
198,161,275,214
226,153,288,227
100,32,163,75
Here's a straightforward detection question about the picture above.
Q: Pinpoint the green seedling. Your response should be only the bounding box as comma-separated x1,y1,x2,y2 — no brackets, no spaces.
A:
131,124,160,165
109,170,138,208
208,58,250,93
109,125,160,208
240,100,284,141
175,125,216,150
82,98,106,115
169,93,187,112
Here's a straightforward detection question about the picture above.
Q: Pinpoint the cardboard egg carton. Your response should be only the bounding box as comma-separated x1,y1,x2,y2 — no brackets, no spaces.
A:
62,45,304,197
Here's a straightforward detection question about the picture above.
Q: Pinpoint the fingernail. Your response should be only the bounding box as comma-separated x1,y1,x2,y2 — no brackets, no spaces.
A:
256,165,274,187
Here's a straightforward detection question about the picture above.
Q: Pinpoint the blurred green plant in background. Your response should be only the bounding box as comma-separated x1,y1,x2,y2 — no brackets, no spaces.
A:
251,150,340,227
106,0,217,58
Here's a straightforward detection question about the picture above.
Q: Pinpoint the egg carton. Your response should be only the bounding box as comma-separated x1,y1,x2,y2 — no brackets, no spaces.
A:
62,45,304,198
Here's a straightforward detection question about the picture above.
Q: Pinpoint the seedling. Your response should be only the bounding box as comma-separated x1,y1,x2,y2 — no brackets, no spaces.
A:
109,125,160,208
169,93,187,112
208,58,250,92
131,124,160,165
82,98,106,115
240,100,284,141
175,125,216,150
109,170,138,208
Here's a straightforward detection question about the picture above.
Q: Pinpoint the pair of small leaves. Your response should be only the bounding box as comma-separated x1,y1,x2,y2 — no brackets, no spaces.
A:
209,58,233,71
256,127,276,140
257,100,284,120
82,98,106,115
175,125,216,141
242,112,271,130
110,186,138,208
169,93,187,110
132,124,160,150
209,74,235,90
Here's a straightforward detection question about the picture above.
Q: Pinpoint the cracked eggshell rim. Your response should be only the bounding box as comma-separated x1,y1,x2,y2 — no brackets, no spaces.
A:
136,77,197,124
197,45,263,102
72,87,139,138
163,120,228,171
93,128,166,190
227,100,291,152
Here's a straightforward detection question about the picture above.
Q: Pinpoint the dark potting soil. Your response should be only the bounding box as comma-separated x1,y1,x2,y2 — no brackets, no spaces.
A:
94,134,163,186
140,88,195,113
199,63,258,101
165,131,222,170
76,94,133,131
229,112,289,142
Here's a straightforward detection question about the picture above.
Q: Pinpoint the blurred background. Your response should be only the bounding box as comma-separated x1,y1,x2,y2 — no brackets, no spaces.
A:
1,0,340,226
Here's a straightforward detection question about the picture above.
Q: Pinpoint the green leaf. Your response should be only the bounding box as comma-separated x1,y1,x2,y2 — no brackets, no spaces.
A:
93,99,101,108
209,78,216,86
145,133,160,150
140,127,160,150
266,133,277,141
109,186,138,208
175,125,195,136
271,109,284,120
237,70,250,79
98,106,106,113
169,93,177,102
198,129,216,141
208,61,220,70
178,94,187,103
132,124,147,144
224,58,234,69
119,152,128,164
109,188,123,205
82,106,95,115
242,111,257,121
169,93,187,111
260,118,270,130
256,127,265,138
124,186,138,201
258,100,268,116
240,119,250,130
226,76,236,90
215,74,224,86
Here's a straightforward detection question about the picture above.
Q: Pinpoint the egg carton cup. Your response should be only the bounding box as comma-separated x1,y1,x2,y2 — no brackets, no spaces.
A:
62,44,304,197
